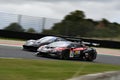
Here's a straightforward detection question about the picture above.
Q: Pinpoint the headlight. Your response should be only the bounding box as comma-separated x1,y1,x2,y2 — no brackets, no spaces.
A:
25,41,34,45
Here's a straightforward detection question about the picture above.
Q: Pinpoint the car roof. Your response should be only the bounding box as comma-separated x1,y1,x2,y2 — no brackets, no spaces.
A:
47,41,72,47
43,36,62,38
48,41,72,46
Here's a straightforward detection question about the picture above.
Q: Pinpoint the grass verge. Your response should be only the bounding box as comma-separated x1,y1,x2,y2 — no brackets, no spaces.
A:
0,58,120,80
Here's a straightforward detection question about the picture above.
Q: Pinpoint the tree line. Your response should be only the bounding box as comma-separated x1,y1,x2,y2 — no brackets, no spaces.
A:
3,23,36,33
42,10,120,39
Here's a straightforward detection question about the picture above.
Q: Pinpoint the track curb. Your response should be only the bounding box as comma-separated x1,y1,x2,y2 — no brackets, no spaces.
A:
67,71,120,80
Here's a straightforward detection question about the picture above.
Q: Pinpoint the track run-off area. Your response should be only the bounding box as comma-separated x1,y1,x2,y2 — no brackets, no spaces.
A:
0,39,120,65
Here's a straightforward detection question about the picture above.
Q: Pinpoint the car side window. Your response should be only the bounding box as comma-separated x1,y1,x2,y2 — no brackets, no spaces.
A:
73,43,84,48
70,44,76,48
55,38,63,41
68,43,79,48
57,38,64,41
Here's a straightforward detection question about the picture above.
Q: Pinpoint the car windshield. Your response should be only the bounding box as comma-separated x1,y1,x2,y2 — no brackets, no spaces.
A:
48,41,71,47
36,36,57,43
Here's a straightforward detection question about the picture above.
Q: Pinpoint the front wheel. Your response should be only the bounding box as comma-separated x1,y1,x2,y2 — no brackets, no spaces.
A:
35,52,42,57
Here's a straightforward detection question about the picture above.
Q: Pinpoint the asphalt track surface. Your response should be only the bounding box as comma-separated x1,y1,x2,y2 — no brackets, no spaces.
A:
0,45,120,65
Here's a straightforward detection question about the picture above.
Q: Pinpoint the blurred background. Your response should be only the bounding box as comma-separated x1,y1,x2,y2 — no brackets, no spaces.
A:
0,12,61,33
0,10,120,42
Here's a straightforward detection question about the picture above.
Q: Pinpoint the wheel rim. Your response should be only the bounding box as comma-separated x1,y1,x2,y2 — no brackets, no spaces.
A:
84,53,93,61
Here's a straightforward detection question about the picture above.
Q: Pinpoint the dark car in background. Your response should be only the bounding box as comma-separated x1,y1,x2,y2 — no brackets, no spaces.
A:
23,36,67,51
36,41,97,61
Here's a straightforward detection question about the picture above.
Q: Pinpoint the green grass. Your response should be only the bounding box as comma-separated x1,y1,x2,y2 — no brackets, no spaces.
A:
0,58,120,80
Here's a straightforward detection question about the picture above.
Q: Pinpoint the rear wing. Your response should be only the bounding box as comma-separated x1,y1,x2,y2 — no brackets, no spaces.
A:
65,37,100,47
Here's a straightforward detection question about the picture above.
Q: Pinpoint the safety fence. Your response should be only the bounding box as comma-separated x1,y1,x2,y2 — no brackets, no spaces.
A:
0,12,61,33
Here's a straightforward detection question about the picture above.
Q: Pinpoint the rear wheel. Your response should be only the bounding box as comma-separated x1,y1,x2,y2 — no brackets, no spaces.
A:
58,49,70,60
84,51,97,61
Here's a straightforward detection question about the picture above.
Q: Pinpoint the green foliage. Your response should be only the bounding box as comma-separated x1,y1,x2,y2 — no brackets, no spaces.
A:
4,23,24,32
42,10,120,38
91,19,120,38
64,10,85,21
26,28,36,33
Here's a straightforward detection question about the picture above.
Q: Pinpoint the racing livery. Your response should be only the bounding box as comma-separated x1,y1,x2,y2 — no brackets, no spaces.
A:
36,41,97,61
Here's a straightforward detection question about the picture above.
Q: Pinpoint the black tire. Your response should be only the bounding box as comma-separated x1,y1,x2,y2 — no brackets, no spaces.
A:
58,49,70,60
22,47,27,51
22,48,25,51
84,51,97,61
35,52,42,57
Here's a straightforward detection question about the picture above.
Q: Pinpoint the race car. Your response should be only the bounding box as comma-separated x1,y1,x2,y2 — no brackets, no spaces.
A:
23,36,67,51
36,41,97,61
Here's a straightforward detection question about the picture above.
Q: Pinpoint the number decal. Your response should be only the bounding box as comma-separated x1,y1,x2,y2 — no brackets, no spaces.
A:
70,51,74,58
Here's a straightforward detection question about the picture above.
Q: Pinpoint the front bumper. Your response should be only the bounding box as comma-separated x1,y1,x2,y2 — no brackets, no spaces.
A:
23,45,38,51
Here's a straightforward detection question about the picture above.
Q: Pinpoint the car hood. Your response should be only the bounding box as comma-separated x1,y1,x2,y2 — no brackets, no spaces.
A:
26,39,50,47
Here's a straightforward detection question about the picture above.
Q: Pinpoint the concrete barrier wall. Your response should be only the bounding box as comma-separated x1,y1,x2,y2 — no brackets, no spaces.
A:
0,30,46,40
